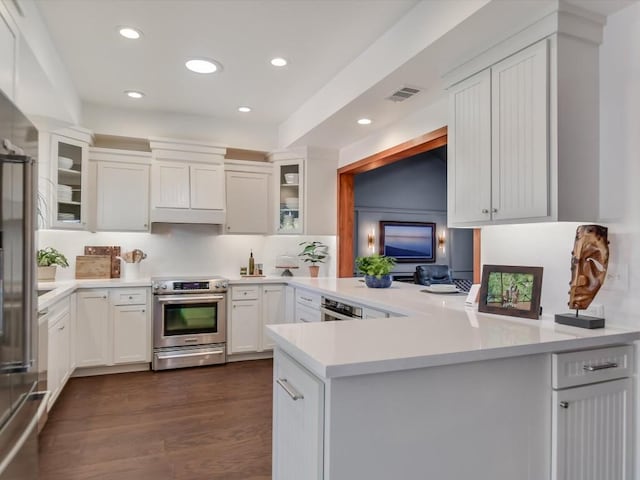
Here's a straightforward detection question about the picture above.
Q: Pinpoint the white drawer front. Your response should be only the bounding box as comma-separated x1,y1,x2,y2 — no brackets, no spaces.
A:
295,289,321,309
552,345,633,389
231,285,260,301
111,288,148,306
45,295,70,320
295,303,321,323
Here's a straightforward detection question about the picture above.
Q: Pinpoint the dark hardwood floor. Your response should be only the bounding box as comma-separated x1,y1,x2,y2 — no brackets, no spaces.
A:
39,359,273,480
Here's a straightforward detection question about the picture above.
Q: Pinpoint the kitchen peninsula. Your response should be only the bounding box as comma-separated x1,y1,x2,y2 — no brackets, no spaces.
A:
268,278,639,480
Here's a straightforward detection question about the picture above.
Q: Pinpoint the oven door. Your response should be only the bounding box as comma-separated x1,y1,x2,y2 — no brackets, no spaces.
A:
320,306,359,322
153,294,226,348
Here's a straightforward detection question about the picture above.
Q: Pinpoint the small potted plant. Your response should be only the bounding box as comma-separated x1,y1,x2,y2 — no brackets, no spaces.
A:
37,247,69,282
355,254,397,288
298,241,328,278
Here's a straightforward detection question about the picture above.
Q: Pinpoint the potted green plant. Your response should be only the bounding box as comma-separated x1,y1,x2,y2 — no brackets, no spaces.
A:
37,247,69,282
355,254,396,288
298,241,328,277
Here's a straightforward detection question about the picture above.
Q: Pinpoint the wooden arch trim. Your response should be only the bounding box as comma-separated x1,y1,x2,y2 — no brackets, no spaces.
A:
337,126,481,281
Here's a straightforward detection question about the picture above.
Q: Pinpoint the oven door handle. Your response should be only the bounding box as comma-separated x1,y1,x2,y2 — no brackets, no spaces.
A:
156,294,225,305
319,307,360,322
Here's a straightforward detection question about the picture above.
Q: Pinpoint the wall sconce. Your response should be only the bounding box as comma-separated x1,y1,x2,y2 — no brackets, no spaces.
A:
437,230,446,251
367,228,375,252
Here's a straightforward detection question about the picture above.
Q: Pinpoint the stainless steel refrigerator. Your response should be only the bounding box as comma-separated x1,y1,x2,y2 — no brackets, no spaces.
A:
0,90,45,479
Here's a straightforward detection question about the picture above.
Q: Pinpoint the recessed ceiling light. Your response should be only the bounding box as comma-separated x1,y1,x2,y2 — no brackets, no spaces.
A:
270,57,288,67
118,26,142,40
185,58,222,74
357,118,372,125
125,90,144,99
238,106,252,113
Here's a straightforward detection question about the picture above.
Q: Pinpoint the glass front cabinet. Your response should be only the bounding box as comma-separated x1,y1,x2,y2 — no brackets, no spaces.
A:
40,128,91,230
274,159,303,234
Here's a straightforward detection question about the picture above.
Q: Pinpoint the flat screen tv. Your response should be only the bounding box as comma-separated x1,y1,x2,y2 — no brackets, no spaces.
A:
379,221,435,263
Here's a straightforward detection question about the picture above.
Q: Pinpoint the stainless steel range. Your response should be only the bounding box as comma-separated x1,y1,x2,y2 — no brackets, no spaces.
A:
152,277,228,371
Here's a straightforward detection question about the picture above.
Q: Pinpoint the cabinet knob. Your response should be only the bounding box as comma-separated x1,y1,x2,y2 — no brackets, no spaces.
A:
482,209,489,214
103,296,107,299
492,208,498,213
142,309,145,313
559,401,569,409
144,224,148,228
227,226,231,230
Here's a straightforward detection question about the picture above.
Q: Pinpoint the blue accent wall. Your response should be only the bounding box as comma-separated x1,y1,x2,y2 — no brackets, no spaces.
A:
354,146,473,279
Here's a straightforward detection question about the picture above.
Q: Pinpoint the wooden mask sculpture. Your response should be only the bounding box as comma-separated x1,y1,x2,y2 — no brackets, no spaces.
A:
568,224,609,310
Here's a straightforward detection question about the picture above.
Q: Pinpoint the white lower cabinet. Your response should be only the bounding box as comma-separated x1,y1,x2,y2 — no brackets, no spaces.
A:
273,350,324,480
76,290,110,367
46,296,72,409
262,285,284,350
229,284,288,354
76,288,151,368
230,298,261,353
552,346,634,480
112,304,150,364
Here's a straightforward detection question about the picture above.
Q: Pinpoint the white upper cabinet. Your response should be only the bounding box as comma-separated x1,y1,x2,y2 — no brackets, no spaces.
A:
445,9,604,227
149,138,226,224
190,164,224,210
490,40,549,222
448,70,492,225
40,128,93,230
268,147,338,235
225,160,271,234
0,6,16,101
90,148,151,232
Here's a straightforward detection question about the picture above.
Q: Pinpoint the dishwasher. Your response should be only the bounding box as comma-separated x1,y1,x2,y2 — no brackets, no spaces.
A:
320,296,363,321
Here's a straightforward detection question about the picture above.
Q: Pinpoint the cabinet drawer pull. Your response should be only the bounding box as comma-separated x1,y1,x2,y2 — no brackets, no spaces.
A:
491,208,498,213
583,362,618,371
559,401,569,409
300,296,313,302
58,325,65,331
481,209,489,214
276,378,304,401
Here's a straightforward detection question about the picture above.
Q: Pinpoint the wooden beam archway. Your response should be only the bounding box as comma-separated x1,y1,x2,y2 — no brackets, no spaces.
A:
337,126,481,280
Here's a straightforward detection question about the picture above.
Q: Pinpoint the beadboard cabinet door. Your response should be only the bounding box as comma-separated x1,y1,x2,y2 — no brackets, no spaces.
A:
552,378,632,480
490,39,549,222
448,39,550,227
153,161,190,209
447,69,492,225
96,161,149,231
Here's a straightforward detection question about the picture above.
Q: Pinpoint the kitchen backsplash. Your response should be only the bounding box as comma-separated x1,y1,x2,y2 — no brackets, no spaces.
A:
37,224,336,280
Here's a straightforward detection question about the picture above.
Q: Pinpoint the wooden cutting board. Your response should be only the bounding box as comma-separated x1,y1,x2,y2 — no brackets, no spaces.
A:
75,255,112,279
84,246,121,278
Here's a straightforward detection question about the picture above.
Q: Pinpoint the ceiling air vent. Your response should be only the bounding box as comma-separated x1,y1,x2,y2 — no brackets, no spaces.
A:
386,86,422,103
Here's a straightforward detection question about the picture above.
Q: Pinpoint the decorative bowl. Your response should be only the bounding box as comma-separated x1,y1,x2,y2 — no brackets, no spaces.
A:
364,274,393,288
284,173,299,184
58,156,74,169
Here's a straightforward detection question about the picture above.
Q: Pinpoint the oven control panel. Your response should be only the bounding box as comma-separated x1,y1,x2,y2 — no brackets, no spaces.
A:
152,278,228,294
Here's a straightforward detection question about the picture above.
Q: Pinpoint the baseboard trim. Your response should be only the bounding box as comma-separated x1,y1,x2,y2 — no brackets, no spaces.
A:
227,351,273,363
72,363,151,377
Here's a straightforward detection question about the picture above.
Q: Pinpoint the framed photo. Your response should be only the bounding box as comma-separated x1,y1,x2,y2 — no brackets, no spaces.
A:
378,221,435,263
478,265,543,319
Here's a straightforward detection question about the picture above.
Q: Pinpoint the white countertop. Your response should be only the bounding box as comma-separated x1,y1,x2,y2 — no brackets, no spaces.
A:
38,278,151,311
266,278,640,379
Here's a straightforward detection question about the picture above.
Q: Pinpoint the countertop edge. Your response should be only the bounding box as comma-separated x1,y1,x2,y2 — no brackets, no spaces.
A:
38,278,152,311
268,328,640,379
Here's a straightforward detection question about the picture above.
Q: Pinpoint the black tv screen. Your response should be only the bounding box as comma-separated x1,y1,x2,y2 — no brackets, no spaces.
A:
379,221,435,263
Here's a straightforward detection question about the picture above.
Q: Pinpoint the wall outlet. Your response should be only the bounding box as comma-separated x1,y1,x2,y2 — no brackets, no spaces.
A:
603,263,629,292
584,303,605,319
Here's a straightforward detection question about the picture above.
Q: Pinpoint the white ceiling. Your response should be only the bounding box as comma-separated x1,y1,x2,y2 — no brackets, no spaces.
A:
36,0,418,126
36,0,634,151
